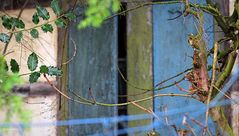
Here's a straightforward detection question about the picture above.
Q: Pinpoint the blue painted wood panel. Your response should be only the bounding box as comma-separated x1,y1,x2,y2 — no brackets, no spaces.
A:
153,1,214,135
67,7,118,136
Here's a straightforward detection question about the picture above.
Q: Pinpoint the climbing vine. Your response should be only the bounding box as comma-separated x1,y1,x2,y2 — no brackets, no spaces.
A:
1,0,239,135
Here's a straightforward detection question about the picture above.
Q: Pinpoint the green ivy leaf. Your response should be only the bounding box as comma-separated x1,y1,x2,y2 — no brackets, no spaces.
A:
0,33,10,43
40,65,48,73
29,72,40,83
2,15,12,30
51,0,61,16
36,6,50,20
41,24,53,33
32,12,40,24
11,18,25,29
15,31,23,43
27,52,38,71
10,59,19,73
30,29,39,38
48,66,62,76
64,12,76,21
55,18,66,28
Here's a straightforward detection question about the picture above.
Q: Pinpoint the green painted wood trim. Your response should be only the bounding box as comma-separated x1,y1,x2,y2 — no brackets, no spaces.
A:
126,4,153,135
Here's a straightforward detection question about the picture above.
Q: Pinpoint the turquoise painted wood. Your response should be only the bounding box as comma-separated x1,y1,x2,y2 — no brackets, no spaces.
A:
153,1,215,135
67,7,118,136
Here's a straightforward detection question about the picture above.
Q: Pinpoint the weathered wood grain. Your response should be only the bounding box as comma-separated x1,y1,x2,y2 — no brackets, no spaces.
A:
153,1,214,135
67,7,118,136
126,3,153,135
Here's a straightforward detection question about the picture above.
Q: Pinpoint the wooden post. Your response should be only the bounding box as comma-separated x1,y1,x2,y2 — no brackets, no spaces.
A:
126,1,153,135
67,6,118,136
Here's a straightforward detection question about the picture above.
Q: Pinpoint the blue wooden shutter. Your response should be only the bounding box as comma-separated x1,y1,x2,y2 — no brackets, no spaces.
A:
153,1,214,135
67,7,118,136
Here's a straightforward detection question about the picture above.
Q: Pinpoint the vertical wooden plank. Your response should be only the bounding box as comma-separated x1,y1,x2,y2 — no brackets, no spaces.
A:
153,1,214,135
67,7,118,136
126,1,153,135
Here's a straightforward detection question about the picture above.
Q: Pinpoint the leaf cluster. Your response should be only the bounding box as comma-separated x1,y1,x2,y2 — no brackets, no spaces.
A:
78,0,120,28
0,0,76,43
0,56,30,124
27,52,62,83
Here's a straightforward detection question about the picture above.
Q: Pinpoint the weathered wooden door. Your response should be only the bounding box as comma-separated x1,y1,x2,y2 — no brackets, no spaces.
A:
66,1,216,135
153,1,214,135
67,7,118,136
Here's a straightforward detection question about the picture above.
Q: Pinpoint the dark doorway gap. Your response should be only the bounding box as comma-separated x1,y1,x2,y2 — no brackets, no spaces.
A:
117,2,127,136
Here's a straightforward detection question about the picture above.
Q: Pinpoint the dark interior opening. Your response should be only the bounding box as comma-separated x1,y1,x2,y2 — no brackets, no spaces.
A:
117,2,127,136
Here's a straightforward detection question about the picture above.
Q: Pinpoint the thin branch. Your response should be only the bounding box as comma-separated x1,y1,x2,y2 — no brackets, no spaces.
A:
154,68,192,88
88,88,96,104
129,100,159,120
212,85,239,105
118,77,185,97
43,74,93,105
2,0,30,55
44,72,194,107
69,90,95,104
176,83,191,93
118,65,189,97
205,42,218,128
117,66,150,91
106,1,182,20
213,51,237,97
185,114,206,129
62,38,77,65
182,115,197,136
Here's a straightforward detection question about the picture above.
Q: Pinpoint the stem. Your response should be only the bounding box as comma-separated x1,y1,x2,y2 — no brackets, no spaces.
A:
205,42,218,128
2,0,30,55
213,51,236,97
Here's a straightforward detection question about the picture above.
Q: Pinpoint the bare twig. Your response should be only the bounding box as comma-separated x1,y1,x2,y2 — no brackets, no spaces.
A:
205,42,218,127
62,38,77,65
185,114,205,129
118,64,188,97
2,0,30,55
176,83,191,93
182,115,197,136
88,88,96,104
43,74,93,105
129,100,160,121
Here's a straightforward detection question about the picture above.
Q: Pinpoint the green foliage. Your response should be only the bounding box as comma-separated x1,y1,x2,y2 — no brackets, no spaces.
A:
10,59,19,73
29,72,40,83
48,66,62,76
40,65,48,73
27,52,38,71
15,31,23,43
30,29,39,38
0,56,30,123
78,0,120,28
36,6,50,20
11,17,25,29
32,12,40,25
27,53,62,82
51,0,62,16
64,12,76,21
0,0,119,127
41,24,53,33
1,15,25,30
0,33,10,43
55,18,66,28
2,15,12,30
